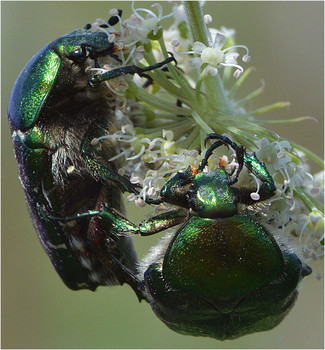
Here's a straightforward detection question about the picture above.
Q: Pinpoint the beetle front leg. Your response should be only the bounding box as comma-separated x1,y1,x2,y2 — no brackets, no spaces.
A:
139,209,188,236
88,55,176,87
84,153,139,194
203,133,276,204
81,133,139,194
201,133,244,182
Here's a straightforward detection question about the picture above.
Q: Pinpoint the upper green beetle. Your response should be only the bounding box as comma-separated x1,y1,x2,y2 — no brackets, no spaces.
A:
131,134,312,340
7,26,175,295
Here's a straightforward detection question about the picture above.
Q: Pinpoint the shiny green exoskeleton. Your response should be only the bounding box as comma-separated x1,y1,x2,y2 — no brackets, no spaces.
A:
130,134,312,340
7,27,174,295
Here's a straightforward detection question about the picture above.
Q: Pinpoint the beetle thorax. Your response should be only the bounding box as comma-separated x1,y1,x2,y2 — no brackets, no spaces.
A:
191,170,240,218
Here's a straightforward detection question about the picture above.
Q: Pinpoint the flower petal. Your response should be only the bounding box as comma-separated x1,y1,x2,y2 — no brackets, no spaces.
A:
192,41,206,53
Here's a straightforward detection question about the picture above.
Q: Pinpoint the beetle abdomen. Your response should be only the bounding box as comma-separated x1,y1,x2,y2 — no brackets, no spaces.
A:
163,213,284,300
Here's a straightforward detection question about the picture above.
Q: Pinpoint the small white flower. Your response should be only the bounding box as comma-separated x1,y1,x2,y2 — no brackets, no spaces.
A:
179,32,250,78
108,34,116,43
130,175,141,184
233,69,243,79
122,2,173,47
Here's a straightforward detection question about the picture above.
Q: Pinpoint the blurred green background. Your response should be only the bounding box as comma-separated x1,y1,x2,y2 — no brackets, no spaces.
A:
2,1,324,349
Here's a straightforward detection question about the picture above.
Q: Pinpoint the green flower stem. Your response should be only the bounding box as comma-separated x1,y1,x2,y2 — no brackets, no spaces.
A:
228,67,255,98
248,102,290,116
142,44,196,111
152,113,188,120
135,86,189,115
182,0,233,115
142,52,184,98
192,112,214,135
254,116,317,125
235,83,264,107
182,1,209,45
188,127,201,150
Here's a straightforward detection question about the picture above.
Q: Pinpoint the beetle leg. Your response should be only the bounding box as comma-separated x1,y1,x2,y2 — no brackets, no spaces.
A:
198,140,224,171
88,54,177,87
240,151,276,203
84,153,140,194
204,133,239,151
47,205,146,300
109,255,145,302
228,145,244,185
202,133,276,203
139,209,188,236
200,134,243,174
52,204,140,232
81,133,139,194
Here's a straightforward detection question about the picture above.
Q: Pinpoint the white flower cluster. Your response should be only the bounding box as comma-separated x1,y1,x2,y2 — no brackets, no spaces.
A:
86,2,323,264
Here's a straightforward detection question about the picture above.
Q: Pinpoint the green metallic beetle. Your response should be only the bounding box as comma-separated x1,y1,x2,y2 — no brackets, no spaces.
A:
105,133,311,340
7,27,174,297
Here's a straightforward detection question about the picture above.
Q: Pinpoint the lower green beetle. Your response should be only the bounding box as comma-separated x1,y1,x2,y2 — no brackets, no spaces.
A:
7,26,175,296
109,133,311,340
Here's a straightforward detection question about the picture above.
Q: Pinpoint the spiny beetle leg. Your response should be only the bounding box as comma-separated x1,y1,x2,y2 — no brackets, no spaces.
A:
198,140,224,171
203,135,276,201
110,255,145,302
204,133,238,151
46,207,138,237
139,209,188,236
88,54,177,87
46,207,145,299
82,150,139,194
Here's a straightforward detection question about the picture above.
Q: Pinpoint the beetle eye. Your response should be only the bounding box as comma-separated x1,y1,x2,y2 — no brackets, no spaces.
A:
69,46,87,64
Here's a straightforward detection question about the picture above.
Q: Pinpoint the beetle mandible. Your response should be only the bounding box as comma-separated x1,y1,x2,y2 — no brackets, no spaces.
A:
7,27,175,297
